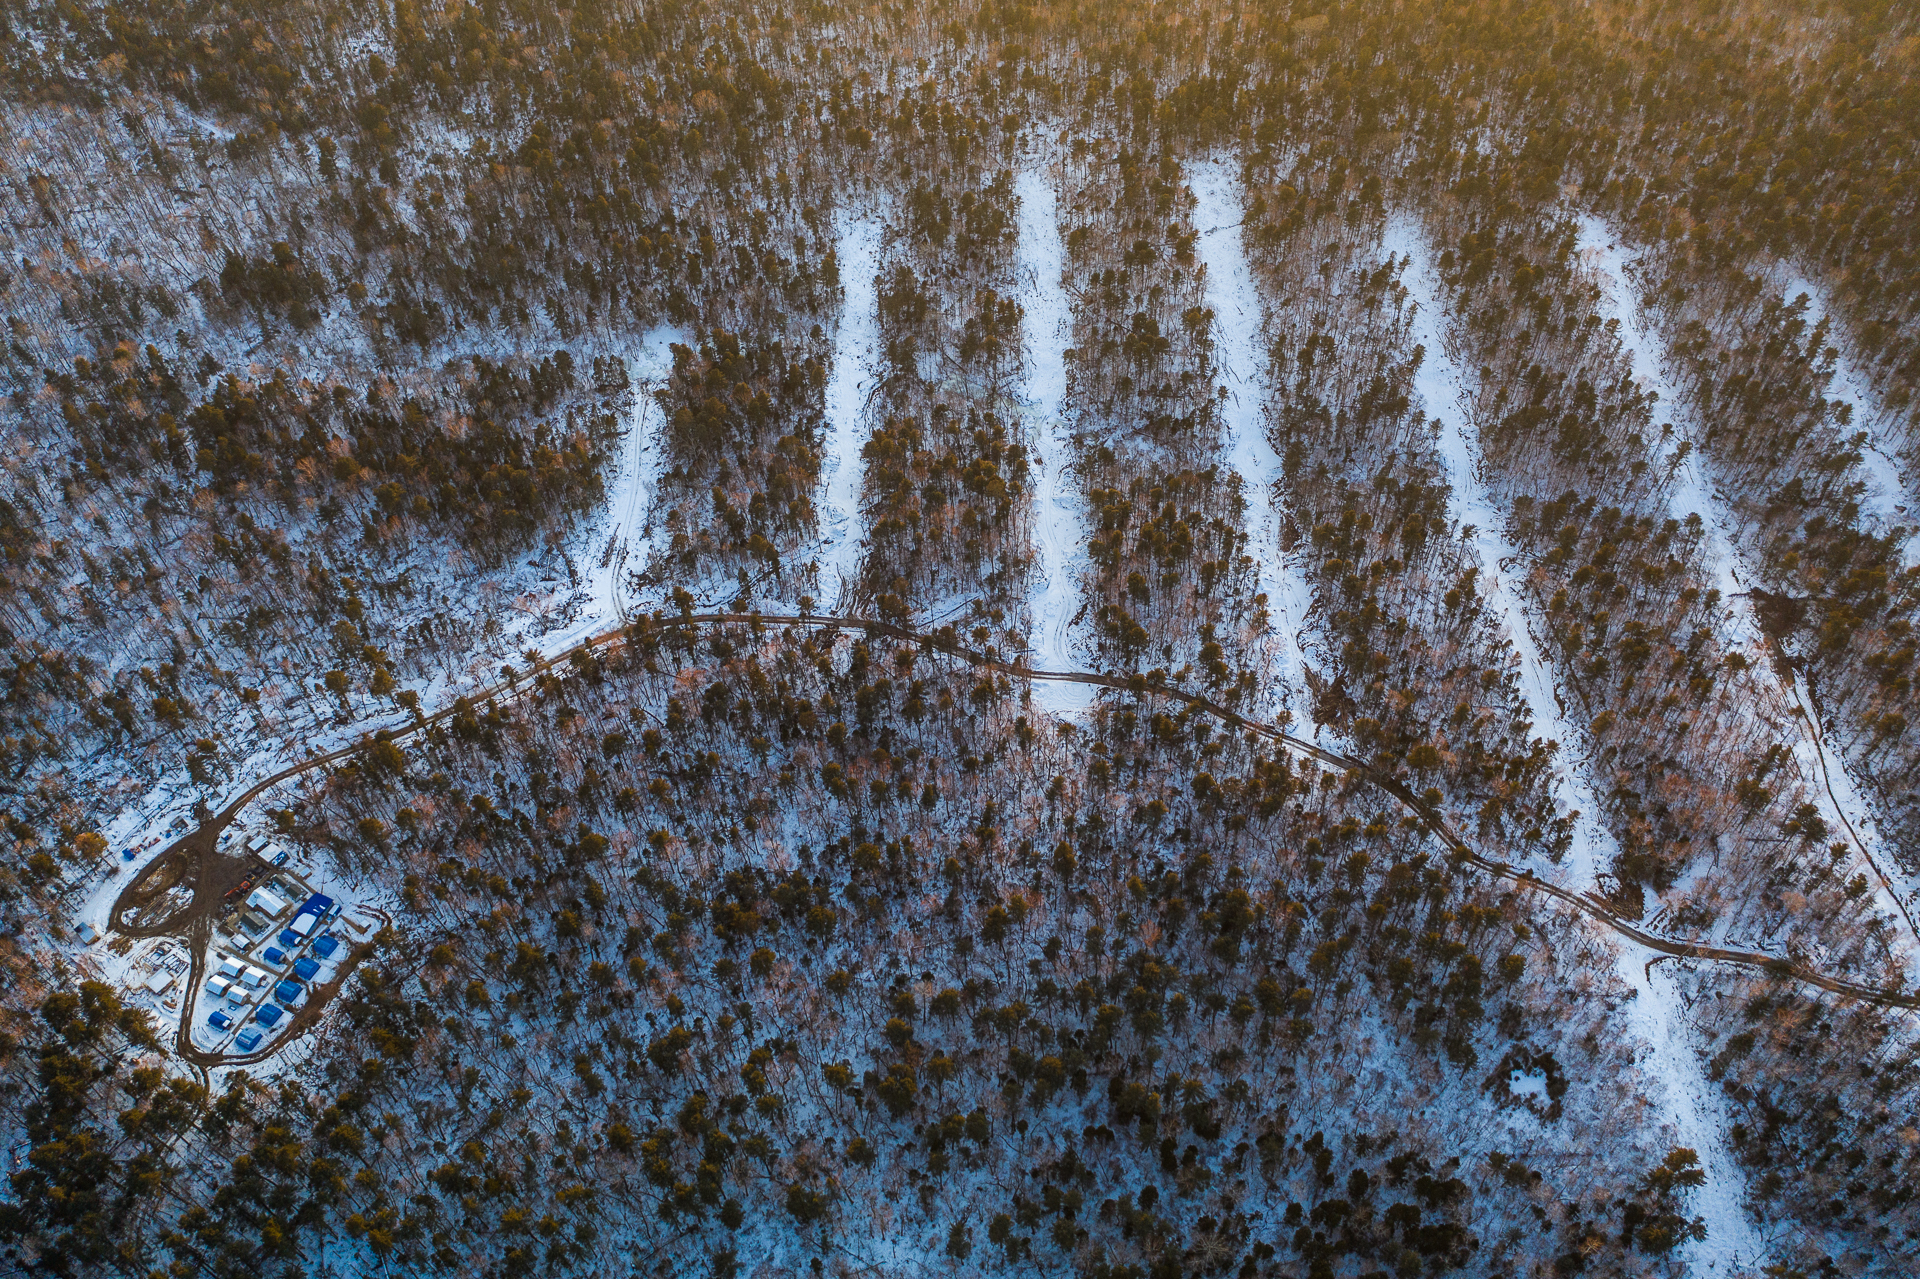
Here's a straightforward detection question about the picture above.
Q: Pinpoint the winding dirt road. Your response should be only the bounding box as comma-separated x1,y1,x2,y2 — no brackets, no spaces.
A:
119,607,1920,1072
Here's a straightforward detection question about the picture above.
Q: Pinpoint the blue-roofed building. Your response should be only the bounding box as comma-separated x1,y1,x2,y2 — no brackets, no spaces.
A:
254,1004,283,1027
297,893,336,918
292,957,320,981
273,978,303,1005
312,935,340,959
263,946,287,966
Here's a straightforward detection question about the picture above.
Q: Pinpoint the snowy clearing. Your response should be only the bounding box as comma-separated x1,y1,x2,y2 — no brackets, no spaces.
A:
814,213,883,611
1189,158,1302,720
1409,216,1764,1267
1014,166,1095,714
1623,955,1768,1275
1578,216,1918,967
1576,217,1751,616
610,325,693,620
1777,271,1919,568
1389,216,1618,890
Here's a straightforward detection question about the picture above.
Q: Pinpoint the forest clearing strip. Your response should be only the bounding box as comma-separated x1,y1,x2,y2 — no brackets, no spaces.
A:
1575,218,1920,955
814,215,884,610
1780,659,1920,941
134,607,1920,1079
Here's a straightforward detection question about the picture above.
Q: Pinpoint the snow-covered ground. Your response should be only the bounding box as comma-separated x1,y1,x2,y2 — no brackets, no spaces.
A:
813,214,883,610
1576,217,1752,617
611,326,694,618
1577,216,1919,964
1777,272,1918,568
1621,955,1769,1275
1404,216,1763,1268
1014,167,1096,714
1782,663,1920,940
1189,159,1303,720
501,325,692,659
61,327,692,1058
1389,216,1618,889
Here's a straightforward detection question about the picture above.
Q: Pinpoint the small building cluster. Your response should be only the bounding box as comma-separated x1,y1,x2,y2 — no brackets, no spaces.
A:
192,854,358,1056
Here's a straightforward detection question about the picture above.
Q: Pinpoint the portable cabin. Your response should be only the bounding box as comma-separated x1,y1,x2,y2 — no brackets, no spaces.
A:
206,975,233,1000
215,957,245,982
246,886,288,917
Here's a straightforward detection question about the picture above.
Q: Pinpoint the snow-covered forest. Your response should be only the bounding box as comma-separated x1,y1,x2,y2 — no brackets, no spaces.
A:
3,0,1920,1275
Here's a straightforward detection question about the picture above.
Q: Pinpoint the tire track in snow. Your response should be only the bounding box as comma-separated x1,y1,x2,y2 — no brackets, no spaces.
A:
1397,216,1763,1273
1189,158,1307,718
1577,217,1920,959
1015,166,1095,715
814,214,883,612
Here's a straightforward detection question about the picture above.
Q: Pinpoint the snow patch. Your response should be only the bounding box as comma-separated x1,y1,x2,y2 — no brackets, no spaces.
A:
1575,218,1750,625
1506,1067,1549,1103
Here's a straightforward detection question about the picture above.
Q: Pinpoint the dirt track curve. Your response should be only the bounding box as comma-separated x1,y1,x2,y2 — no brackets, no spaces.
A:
118,607,1920,1072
